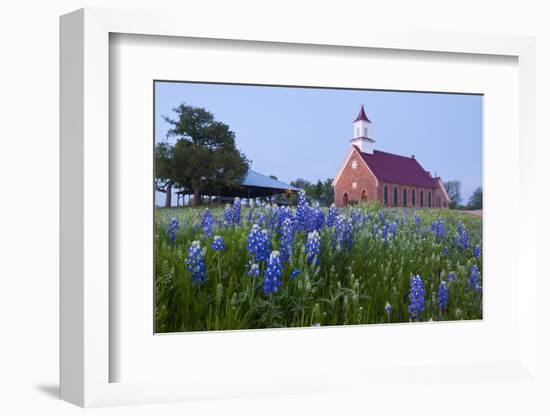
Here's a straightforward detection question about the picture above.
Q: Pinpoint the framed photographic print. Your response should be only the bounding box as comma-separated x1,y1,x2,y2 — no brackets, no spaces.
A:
60,7,539,408
152,81,483,334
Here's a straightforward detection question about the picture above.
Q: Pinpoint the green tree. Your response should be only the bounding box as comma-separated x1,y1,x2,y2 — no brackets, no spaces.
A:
444,180,462,209
468,186,483,209
321,178,335,206
290,178,313,198
313,180,324,202
162,104,249,206
290,178,334,206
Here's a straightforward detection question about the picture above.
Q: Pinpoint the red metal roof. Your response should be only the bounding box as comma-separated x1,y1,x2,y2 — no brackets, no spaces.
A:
354,146,439,188
354,105,371,123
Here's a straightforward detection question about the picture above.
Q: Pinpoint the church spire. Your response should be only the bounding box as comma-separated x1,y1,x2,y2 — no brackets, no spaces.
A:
351,105,375,154
354,105,371,123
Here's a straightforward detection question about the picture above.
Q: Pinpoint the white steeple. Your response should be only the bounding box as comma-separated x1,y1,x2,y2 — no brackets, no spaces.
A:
351,105,375,154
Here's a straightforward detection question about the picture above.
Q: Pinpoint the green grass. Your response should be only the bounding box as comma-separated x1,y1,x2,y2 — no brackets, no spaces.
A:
154,202,482,332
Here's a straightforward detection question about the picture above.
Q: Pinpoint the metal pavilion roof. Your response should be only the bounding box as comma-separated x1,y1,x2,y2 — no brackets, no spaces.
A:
242,170,300,192
174,169,301,199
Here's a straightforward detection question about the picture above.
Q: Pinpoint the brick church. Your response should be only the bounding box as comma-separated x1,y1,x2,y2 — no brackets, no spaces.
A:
333,106,450,208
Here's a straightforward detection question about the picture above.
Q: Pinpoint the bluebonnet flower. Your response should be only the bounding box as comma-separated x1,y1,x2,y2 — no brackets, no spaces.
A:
469,264,481,291
342,218,353,250
247,262,260,278
454,221,469,249
185,241,206,284
279,218,295,263
267,205,281,232
414,213,421,227
381,219,396,241
223,204,233,227
290,268,301,279
232,197,241,225
168,217,179,242
351,208,362,225
276,206,288,233
211,235,225,251
296,190,309,231
246,208,254,224
438,281,449,310
333,215,353,250
326,204,338,227
201,209,214,237
312,203,325,232
442,246,449,256
431,218,446,240
333,215,344,246
473,245,481,259
258,214,266,227
381,220,390,240
377,211,384,222
447,271,456,282
390,221,398,236
247,224,270,262
384,301,393,322
408,275,425,320
306,230,321,265
263,251,283,295
372,223,379,238
259,229,271,260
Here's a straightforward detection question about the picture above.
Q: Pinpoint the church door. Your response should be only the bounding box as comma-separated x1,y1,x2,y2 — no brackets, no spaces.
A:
343,192,349,206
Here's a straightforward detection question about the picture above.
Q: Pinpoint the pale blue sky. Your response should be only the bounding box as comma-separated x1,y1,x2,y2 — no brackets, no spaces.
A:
155,82,482,203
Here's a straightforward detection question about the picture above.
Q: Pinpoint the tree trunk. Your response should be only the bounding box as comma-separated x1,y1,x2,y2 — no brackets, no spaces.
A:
164,182,173,208
193,187,202,207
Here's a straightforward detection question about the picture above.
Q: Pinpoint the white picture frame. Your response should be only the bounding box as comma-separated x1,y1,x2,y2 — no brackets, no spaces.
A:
60,8,538,408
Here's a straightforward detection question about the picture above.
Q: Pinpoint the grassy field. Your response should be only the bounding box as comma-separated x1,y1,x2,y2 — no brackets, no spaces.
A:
154,193,482,332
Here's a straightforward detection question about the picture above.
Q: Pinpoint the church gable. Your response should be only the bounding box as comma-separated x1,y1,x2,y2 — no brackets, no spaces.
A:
333,146,379,206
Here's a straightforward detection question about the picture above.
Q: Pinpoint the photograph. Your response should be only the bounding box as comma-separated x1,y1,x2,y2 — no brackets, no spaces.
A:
154,81,483,333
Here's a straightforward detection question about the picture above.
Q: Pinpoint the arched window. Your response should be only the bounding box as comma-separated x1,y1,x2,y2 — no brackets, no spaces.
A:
420,190,424,207
393,187,398,206
403,189,407,207
412,189,416,206
428,191,432,207
361,189,367,202
384,185,388,205
343,192,349,206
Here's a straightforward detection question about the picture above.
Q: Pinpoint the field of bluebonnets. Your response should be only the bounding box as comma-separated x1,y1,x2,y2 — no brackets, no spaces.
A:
154,191,482,332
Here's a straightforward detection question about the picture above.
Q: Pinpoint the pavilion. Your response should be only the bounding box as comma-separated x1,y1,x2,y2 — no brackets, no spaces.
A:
174,170,301,206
